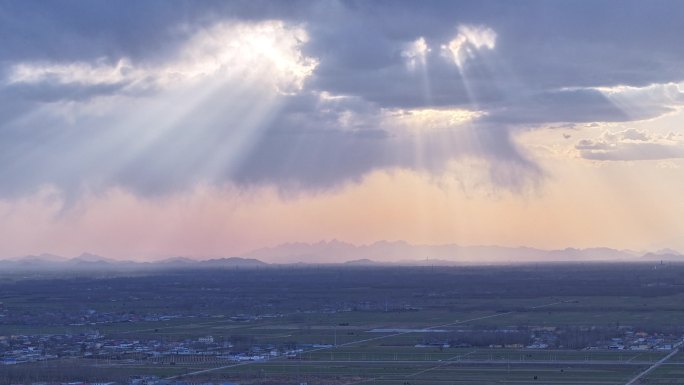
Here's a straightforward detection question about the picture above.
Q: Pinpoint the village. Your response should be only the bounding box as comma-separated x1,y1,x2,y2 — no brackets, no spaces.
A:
3,323,682,367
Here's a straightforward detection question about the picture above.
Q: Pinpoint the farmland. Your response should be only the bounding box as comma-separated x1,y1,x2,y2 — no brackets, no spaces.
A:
2,263,684,384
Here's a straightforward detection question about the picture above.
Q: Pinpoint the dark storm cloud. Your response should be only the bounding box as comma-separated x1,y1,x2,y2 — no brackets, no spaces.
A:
1,0,683,198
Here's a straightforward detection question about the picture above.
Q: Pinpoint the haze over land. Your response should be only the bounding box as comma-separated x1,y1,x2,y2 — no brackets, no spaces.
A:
2,240,683,268
2,1,684,261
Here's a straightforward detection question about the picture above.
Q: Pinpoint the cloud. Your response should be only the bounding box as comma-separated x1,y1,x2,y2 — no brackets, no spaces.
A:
228,97,539,192
441,25,496,69
0,80,539,201
9,59,134,86
6,20,318,97
0,19,320,199
576,129,684,161
482,89,630,125
2,1,684,200
402,37,430,71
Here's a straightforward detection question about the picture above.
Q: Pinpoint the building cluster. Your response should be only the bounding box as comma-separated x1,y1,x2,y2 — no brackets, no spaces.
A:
600,330,680,351
526,327,682,350
1,330,306,367
4,325,682,367
0,309,293,367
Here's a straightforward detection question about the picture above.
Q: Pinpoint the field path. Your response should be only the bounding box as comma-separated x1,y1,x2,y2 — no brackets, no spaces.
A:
624,340,683,385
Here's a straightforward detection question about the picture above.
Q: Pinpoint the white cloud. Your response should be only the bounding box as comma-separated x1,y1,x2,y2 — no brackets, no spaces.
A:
576,128,684,161
566,82,684,122
620,128,650,141
310,93,484,133
381,107,484,132
7,20,318,95
176,20,318,93
9,58,135,86
401,37,430,71
441,24,496,68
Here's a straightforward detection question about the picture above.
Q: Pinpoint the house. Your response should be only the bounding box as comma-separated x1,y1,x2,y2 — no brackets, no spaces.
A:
198,336,214,344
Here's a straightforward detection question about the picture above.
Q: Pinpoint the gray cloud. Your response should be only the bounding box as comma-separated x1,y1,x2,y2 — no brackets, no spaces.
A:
303,1,684,109
0,87,539,200
482,89,631,125
1,1,683,198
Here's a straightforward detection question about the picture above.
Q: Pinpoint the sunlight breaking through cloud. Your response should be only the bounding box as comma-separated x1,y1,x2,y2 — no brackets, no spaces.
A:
382,108,485,132
402,37,430,71
3,1,684,258
7,20,318,95
441,24,497,68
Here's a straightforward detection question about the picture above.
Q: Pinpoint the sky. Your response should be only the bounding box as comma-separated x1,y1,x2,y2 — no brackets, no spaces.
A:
1,0,684,260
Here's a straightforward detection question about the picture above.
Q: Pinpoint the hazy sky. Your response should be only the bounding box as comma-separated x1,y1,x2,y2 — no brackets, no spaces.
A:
1,0,684,259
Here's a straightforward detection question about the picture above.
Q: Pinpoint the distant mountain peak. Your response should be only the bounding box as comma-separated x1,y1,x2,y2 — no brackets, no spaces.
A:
642,251,684,261
241,240,641,264
344,258,378,265
159,256,195,264
70,252,114,263
201,257,267,266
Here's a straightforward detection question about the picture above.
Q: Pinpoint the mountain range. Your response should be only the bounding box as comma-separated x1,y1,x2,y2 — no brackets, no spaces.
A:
240,240,677,264
1,241,682,270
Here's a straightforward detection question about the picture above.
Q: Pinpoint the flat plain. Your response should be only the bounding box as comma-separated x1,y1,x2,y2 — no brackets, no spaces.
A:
2,263,684,384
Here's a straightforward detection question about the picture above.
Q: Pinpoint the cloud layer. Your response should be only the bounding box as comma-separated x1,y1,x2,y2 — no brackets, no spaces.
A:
2,1,684,200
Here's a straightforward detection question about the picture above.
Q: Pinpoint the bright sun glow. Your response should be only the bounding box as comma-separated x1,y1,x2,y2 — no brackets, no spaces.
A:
383,108,485,131
441,24,497,68
402,37,430,70
8,20,318,94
